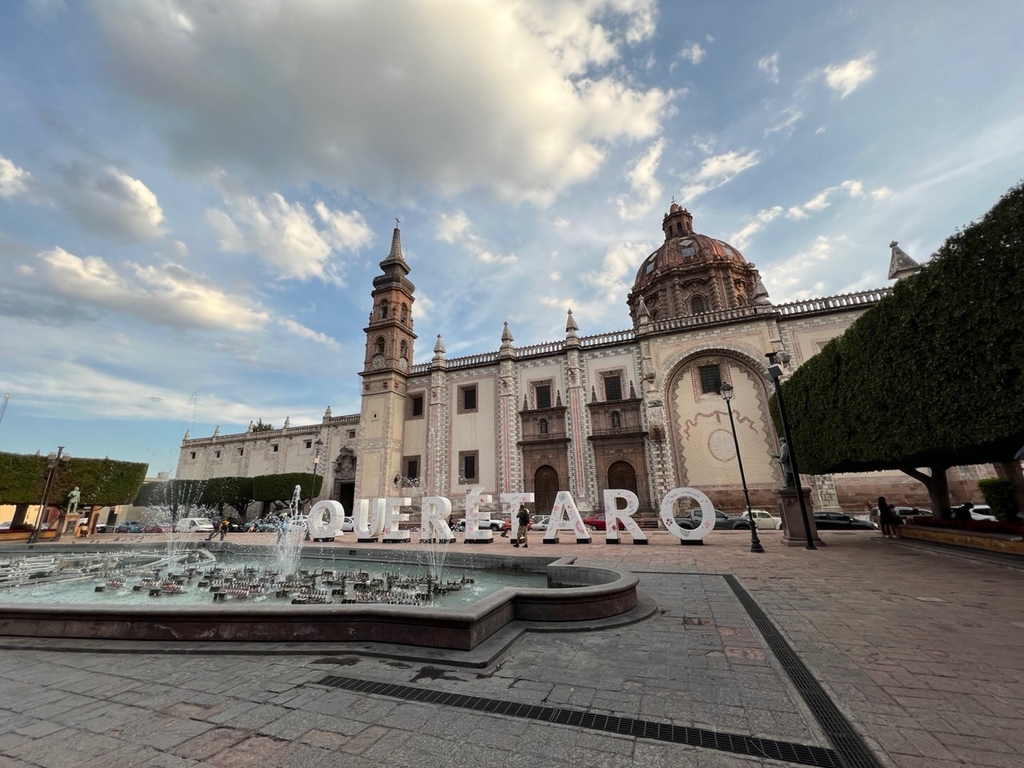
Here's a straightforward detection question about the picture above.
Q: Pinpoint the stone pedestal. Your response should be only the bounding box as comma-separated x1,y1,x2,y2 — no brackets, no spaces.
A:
777,488,825,548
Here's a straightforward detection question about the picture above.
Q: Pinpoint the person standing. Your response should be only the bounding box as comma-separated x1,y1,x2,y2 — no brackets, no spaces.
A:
514,504,531,548
219,518,229,541
877,496,895,538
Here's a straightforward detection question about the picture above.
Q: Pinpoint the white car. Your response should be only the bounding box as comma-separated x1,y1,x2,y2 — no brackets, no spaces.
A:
173,517,215,533
739,510,783,530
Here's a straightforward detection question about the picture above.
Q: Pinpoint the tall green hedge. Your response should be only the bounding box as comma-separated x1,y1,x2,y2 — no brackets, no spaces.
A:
780,182,1024,511
252,472,323,503
0,451,148,507
202,476,255,518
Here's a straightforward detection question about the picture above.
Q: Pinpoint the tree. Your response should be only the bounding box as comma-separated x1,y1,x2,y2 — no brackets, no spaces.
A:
201,476,255,519
252,419,274,432
253,472,324,507
779,181,1024,517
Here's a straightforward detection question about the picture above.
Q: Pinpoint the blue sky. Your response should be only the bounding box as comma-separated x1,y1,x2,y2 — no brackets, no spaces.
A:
1,0,1022,475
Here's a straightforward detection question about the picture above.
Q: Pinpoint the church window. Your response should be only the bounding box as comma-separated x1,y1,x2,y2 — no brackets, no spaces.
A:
401,304,408,322
215,450,221,459
535,384,551,409
238,448,244,456
691,296,706,314
379,300,389,319
459,384,478,413
400,340,408,360
459,451,479,482
539,418,548,435
190,451,196,460
305,440,312,449
644,256,656,274
408,393,424,419
348,430,356,439
272,444,279,453
604,374,622,401
681,246,696,257
698,365,722,394
374,337,385,356
611,411,621,429
404,456,420,481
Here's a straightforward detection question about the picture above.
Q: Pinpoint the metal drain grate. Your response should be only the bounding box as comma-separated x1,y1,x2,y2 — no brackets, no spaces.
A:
724,575,884,768
312,674,841,767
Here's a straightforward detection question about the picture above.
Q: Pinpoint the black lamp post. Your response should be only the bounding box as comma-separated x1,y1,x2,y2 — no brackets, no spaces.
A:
310,438,324,509
719,383,764,553
28,446,66,545
765,351,816,550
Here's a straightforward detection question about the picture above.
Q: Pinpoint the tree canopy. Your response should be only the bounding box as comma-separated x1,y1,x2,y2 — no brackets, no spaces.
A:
779,181,1024,509
0,451,148,507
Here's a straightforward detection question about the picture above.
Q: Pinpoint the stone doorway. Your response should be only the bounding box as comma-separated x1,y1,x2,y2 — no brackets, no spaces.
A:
534,465,559,515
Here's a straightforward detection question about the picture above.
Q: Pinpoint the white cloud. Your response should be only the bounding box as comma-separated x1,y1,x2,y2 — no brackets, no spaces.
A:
617,138,664,220
823,53,876,98
434,210,516,264
31,247,269,332
787,179,889,219
207,188,371,282
61,166,166,241
730,206,783,250
765,107,802,136
765,235,834,298
0,156,32,198
583,240,645,305
679,43,706,65
679,149,760,202
552,217,570,229
277,318,339,348
758,52,780,84
94,0,672,206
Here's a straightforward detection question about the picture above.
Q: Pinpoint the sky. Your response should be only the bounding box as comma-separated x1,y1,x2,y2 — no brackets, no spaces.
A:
1,0,1022,476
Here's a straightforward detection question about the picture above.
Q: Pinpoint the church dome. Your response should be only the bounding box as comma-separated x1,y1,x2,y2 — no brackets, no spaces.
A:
627,204,769,325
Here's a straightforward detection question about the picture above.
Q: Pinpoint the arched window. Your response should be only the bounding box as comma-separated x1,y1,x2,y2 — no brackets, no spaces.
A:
374,337,385,356
539,418,548,435
401,304,408,322
379,300,389,319
610,411,621,429
691,296,706,314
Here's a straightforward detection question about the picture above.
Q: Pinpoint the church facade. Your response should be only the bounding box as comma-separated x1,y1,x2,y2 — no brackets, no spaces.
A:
177,204,947,518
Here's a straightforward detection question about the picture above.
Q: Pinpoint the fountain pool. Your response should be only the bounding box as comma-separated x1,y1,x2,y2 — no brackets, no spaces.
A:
0,544,641,650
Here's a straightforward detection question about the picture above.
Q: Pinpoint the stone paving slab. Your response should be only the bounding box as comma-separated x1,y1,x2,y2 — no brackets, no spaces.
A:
1,531,1022,766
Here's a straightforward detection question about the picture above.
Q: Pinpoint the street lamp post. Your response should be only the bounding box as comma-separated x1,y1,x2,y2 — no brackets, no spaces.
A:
309,438,324,510
765,351,816,550
718,383,764,554
28,446,65,545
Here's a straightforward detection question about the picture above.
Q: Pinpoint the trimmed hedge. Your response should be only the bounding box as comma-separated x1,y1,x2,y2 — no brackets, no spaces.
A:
0,451,148,507
252,472,323,503
780,182,1024,475
978,478,1019,521
202,476,255,518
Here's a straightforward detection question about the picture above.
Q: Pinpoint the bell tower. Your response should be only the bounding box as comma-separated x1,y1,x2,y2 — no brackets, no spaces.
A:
357,223,417,499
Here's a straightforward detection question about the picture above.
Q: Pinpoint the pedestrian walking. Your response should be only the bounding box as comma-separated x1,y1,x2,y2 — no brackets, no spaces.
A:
513,504,531,548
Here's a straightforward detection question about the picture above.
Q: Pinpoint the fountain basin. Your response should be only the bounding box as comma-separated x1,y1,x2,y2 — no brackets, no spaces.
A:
0,545,639,650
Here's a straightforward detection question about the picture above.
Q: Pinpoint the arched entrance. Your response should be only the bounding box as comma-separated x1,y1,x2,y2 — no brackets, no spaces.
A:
534,465,559,515
334,448,357,515
608,460,638,496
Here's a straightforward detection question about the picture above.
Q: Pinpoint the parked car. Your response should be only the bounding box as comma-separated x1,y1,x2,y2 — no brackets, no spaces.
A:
812,512,876,531
530,515,550,530
142,523,170,533
733,510,783,530
114,521,143,533
674,509,734,530
967,504,997,522
246,518,280,532
173,517,215,533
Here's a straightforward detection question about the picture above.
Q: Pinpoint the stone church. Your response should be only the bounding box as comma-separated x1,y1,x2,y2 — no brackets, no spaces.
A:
177,204,958,518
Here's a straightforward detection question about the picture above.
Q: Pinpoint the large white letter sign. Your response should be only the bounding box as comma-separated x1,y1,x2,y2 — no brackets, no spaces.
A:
661,487,715,543
602,490,647,544
382,497,412,542
420,496,455,543
354,498,385,542
464,486,494,543
308,500,344,540
544,491,590,543
499,492,534,539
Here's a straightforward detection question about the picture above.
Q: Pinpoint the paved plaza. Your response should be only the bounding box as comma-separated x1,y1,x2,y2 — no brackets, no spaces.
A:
0,530,1022,767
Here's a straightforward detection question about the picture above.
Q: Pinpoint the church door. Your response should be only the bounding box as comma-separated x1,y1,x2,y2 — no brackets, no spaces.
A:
534,465,559,515
608,460,638,500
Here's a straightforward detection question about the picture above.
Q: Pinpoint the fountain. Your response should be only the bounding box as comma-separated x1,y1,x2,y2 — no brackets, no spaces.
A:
275,485,308,575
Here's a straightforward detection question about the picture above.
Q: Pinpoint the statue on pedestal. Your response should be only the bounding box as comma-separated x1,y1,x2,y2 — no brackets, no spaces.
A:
774,439,795,488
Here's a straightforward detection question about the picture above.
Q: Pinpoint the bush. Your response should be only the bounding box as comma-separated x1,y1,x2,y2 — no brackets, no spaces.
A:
978,478,1019,521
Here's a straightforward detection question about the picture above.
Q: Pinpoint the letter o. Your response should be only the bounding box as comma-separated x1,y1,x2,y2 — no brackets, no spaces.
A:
660,487,716,541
